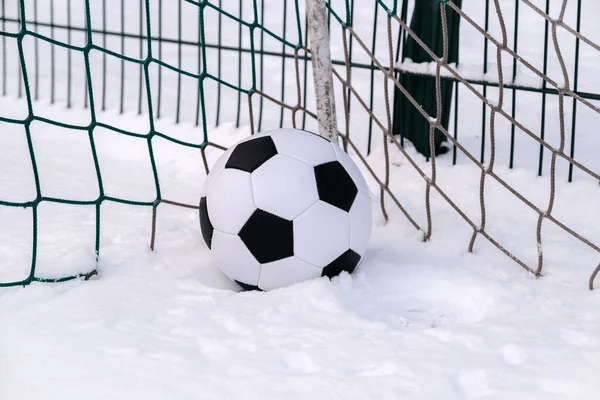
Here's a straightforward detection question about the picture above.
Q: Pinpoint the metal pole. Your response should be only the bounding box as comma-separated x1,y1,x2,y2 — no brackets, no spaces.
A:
306,0,338,143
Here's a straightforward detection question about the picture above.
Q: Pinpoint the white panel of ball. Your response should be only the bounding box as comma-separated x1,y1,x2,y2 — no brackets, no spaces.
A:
252,154,319,220
349,191,372,256
258,256,322,291
211,230,262,286
293,201,350,267
206,168,256,235
270,128,337,166
200,146,234,197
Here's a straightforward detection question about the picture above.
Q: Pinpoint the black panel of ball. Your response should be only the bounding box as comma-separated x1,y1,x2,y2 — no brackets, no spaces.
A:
235,280,264,292
314,161,358,212
199,197,213,249
225,135,278,172
321,249,361,278
239,209,294,264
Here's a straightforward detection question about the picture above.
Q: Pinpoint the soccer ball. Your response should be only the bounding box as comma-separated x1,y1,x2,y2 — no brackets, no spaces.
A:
199,128,372,291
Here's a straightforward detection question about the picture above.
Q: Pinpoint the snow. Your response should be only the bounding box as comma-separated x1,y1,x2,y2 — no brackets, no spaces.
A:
1,98,600,399
2,0,600,399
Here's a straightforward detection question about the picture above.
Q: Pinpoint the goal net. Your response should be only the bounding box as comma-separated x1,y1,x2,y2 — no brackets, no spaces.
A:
0,0,599,288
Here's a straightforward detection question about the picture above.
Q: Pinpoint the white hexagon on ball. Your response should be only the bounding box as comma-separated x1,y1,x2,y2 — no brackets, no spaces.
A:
269,128,337,166
199,128,372,291
349,191,372,256
206,168,255,235
293,201,350,267
252,154,318,220
200,146,234,197
258,256,322,292
211,230,262,288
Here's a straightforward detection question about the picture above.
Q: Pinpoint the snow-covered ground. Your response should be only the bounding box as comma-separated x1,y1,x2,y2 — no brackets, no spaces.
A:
1,0,600,399
1,98,599,399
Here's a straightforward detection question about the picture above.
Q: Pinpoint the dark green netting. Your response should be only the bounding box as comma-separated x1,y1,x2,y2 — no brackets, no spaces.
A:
0,0,310,286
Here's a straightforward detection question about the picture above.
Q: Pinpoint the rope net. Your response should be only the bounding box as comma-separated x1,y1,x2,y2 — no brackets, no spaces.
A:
0,0,599,289
329,0,600,289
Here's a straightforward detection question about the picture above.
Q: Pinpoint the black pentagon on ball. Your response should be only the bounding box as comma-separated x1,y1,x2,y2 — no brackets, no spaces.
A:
235,280,264,292
225,135,277,172
314,161,358,212
239,209,294,264
321,249,361,279
199,197,213,249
